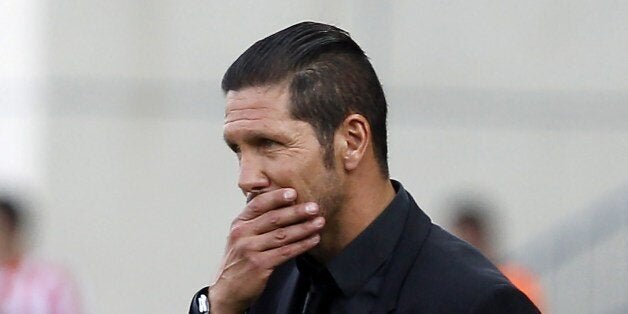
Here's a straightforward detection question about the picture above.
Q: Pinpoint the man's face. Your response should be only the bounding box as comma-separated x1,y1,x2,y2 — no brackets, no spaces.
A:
223,84,345,216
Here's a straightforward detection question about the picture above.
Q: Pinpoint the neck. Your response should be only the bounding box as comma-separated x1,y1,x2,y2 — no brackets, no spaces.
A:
309,173,395,263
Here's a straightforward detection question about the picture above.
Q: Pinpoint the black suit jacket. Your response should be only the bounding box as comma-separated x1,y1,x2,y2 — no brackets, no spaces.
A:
191,189,540,313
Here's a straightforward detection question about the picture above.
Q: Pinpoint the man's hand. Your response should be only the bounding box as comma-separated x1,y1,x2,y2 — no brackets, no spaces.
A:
209,188,324,313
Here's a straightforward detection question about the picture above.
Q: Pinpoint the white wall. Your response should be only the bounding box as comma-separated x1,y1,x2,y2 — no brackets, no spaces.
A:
1,1,626,313
0,0,46,187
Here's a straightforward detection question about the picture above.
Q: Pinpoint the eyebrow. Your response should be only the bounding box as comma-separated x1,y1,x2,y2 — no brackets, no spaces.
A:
223,135,238,152
223,129,284,150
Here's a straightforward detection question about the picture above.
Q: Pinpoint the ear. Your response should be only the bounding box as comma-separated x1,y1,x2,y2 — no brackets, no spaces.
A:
338,114,370,171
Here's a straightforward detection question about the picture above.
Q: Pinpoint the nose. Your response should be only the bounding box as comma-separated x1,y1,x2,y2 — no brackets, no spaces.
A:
237,153,270,194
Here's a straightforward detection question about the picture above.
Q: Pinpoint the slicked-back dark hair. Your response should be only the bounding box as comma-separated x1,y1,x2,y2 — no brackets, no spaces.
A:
222,21,389,177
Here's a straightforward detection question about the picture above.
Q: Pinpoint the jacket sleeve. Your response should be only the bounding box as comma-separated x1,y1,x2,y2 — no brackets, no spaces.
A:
189,287,209,314
471,284,541,314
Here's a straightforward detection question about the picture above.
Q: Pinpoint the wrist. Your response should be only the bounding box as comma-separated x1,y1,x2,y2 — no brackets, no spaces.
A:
208,286,245,314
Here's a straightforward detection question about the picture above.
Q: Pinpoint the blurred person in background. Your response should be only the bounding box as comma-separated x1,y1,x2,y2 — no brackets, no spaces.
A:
450,198,545,311
0,196,82,314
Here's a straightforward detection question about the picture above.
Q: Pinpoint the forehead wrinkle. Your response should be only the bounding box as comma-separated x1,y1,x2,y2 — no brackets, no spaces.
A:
224,97,288,123
224,99,292,125
225,99,277,112
223,84,299,144
224,108,268,124
224,118,290,138
225,84,291,113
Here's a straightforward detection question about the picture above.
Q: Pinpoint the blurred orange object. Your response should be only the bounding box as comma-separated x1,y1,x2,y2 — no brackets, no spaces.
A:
499,262,545,312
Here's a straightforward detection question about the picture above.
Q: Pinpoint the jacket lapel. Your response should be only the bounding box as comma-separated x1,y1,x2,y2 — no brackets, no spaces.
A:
275,265,301,314
370,193,432,313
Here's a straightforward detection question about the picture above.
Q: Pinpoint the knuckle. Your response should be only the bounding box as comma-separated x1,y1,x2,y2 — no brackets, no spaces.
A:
247,202,261,213
277,245,293,258
273,228,288,243
229,222,246,239
247,254,267,269
298,237,315,252
232,239,248,254
234,237,263,254
294,204,305,216
278,243,304,259
267,212,282,228
238,239,254,252
242,241,260,252
227,232,238,244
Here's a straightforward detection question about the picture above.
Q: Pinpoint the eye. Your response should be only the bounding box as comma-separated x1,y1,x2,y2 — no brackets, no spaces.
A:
260,139,278,149
258,138,285,153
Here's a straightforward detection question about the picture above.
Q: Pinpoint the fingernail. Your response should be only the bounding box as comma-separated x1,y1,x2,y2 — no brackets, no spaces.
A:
312,235,320,244
313,217,325,227
305,203,318,214
283,189,296,201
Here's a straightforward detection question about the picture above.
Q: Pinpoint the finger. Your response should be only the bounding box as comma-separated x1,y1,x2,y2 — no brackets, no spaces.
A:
257,234,321,268
250,202,320,235
252,216,325,251
238,188,297,221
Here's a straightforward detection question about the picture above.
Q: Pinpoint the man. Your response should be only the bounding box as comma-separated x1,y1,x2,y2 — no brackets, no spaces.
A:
0,196,82,314
190,22,540,313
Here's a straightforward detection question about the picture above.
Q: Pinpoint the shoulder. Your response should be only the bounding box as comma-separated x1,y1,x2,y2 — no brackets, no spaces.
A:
470,283,541,313
397,224,538,312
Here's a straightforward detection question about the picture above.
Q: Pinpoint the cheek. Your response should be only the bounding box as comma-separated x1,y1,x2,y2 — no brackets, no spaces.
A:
263,159,302,190
273,160,322,200
267,150,316,178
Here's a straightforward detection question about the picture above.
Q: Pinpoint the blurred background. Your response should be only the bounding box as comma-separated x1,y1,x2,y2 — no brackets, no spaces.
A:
1,1,627,313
